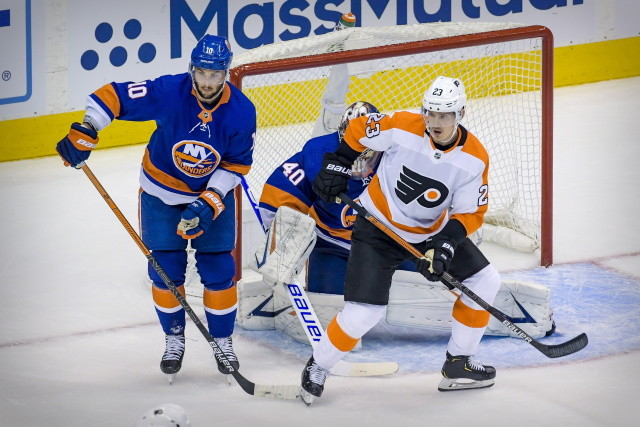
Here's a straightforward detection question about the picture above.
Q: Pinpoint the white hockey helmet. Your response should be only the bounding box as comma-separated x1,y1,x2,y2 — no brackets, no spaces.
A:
136,403,191,427
421,76,466,121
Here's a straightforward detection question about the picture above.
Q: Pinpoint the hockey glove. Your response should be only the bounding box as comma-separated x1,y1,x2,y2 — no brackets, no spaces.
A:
56,122,99,168
177,189,225,239
415,237,457,284
312,152,353,203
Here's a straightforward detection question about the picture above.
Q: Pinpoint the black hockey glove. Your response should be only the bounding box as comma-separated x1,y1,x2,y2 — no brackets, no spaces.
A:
312,152,354,203
415,237,457,284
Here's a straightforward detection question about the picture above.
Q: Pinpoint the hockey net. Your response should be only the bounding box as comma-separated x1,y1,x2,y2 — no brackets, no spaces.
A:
228,22,554,273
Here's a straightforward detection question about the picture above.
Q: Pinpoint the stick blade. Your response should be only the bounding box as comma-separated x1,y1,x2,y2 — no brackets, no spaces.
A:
331,360,399,377
253,384,301,400
535,332,588,358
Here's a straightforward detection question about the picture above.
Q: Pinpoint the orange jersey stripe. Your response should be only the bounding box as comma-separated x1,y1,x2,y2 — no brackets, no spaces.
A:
260,183,311,214
326,316,360,352
388,111,425,137
344,111,425,151
450,133,489,235
93,84,121,118
343,115,369,152
452,298,490,328
142,148,198,195
219,161,251,175
203,285,238,311
152,285,186,309
367,175,447,234
308,206,352,240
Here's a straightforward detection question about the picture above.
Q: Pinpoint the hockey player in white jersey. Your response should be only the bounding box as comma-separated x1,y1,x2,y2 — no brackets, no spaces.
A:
302,76,502,403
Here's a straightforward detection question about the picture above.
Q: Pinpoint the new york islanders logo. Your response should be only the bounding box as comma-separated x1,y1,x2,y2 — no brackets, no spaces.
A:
172,141,220,177
340,198,360,227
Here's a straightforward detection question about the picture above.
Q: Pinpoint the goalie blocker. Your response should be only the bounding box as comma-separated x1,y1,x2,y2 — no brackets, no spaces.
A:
238,270,555,343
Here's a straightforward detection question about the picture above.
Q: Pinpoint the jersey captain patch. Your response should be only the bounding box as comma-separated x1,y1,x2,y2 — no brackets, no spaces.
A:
172,140,220,177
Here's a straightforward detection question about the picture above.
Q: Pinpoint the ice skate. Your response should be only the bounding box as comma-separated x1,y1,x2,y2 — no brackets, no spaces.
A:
160,334,185,384
438,352,496,391
300,357,329,406
213,337,239,383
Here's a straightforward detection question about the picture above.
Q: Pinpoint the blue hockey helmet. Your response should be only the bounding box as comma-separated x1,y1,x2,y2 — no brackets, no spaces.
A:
190,35,233,71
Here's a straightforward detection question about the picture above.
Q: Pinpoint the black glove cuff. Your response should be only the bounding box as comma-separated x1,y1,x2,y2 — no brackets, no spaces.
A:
335,140,361,164
438,219,467,245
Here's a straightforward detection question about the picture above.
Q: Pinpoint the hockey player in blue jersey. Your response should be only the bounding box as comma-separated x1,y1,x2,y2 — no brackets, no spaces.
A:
259,101,416,295
56,35,256,381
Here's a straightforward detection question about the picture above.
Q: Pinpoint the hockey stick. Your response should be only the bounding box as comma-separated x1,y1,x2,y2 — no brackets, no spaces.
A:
80,164,300,399
338,192,588,359
240,176,398,376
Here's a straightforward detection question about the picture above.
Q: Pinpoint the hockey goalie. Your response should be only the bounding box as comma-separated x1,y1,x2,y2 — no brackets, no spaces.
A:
241,205,555,346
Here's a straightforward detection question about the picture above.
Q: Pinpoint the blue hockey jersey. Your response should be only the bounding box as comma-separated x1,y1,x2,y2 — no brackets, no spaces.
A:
258,132,374,250
87,73,256,205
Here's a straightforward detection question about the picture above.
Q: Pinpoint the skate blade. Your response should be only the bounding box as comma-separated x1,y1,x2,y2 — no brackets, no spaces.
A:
300,389,317,406
437,377,494,392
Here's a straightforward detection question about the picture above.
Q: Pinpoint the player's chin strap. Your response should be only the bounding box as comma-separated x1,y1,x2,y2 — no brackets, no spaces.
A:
239,176,398,377
337,192,589,359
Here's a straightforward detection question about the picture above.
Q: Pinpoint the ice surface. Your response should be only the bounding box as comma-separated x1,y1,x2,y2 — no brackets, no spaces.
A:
0,78,638,426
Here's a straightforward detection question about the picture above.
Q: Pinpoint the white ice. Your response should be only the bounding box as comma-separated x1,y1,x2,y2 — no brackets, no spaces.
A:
0,77,639,426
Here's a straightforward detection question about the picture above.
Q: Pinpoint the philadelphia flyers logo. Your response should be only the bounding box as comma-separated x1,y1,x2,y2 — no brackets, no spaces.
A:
395,166,449,208
172,140,220,177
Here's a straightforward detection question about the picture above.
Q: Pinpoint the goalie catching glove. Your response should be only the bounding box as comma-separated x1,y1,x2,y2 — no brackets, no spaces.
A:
249,206,317,285
177,189,225,239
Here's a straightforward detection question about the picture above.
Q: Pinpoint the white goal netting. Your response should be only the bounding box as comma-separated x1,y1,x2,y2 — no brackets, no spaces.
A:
230,22,553,265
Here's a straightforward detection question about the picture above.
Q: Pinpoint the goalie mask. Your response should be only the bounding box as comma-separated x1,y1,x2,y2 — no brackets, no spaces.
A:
338,101,382,179
189,35,233,102
136,403,191,427
421,76,466,143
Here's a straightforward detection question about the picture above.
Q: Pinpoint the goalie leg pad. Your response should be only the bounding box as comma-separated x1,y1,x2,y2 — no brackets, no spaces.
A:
487,279,554,339
237,277,277,331
386,270,457,331
385,270,554,339
248,206,317,285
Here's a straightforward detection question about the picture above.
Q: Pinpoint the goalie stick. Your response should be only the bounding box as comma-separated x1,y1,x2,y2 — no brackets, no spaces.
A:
240,176,398,377
338,192,588,359
80,164,300,400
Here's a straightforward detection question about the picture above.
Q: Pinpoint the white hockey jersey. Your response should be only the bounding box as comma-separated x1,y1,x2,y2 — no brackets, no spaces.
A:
343,111,489,243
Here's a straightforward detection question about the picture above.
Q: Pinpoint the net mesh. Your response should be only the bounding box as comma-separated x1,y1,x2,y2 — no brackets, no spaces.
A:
232,22,549,256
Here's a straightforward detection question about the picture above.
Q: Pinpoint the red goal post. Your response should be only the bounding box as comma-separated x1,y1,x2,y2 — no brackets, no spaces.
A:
228,22,554,280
